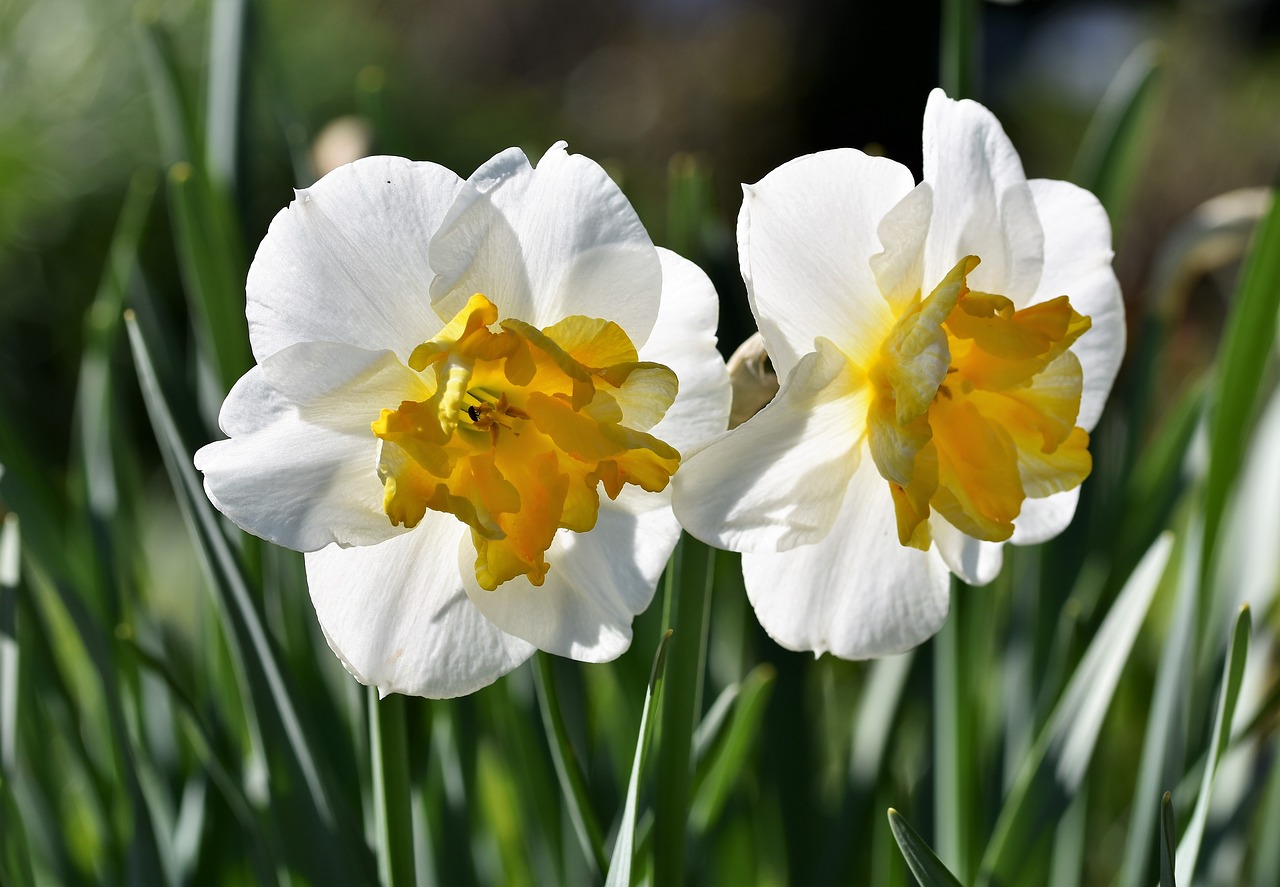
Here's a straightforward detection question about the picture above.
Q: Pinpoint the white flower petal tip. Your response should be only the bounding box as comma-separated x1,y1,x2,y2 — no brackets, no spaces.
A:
684,91,1124,658
197,146,725,696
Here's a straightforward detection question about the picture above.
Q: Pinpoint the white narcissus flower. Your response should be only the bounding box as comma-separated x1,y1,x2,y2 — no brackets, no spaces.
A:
672,90,1125,659
195,143,731,698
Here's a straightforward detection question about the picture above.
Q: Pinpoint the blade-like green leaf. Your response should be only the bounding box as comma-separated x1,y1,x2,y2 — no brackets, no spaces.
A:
605,629,673,887
0,513,18,776
1160,791,1176,887
1071,41,1163,226
888,809,964,887
690,663,775,833
125,311,368,884
1202,188,1280,589
533,653,606,875
655,537,715,884
1174,604,1251,885
1118,514,1200,887
979,532,1174,884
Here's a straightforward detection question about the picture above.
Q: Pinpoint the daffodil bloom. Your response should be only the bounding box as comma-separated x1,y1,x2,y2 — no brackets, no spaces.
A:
672,91,1124,658
196,144,731,697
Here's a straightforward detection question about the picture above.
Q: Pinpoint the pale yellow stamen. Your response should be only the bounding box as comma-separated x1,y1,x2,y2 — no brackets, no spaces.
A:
372,293,681,590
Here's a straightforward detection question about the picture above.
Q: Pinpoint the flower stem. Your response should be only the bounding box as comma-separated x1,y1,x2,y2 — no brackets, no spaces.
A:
933,578,972,880
941,0,979,100
533,652,608,875
654,535,716,885
369,689,415,887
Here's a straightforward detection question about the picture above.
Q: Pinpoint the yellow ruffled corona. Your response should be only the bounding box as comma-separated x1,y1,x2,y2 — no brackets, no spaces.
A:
372,294,681,590
867,256,1092,550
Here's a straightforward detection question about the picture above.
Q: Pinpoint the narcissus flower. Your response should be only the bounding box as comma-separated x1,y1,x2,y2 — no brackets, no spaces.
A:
196,144,731,697
672,90,1124,658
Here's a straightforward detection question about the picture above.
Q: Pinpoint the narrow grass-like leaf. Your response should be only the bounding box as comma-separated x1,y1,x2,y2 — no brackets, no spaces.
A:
1071,41,1162,226
1202,189,1280,589
206,0,248,195
1160,791,1176,887
0,770,34,887
933,580,973,879
605,629,673,887
690,663,775,833
123,637,280,884
166,162,251,395
533,653,606,875
1174,604,1251,885
0,514,18,776
888,809,965,887
0,514,32,886
1109,381,1204,588
125,312,367,883
1252,741,1280,887
655,538,715,884
370,690,415,887
1048,786,1088,887
979,533,1174,885
1118,513,1200,887
853,652,915,789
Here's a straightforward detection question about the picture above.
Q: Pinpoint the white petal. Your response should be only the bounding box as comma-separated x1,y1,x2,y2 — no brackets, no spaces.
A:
195,343,426,551
930,517,1004,586
737,149,914,378
672,338,867,552
307,522,535,698
461,489,678,661
429,142,662,345
922,89,1044,303
1011,488,1081,546
870,182,933,316
246,156,464,363
742,450,952,658
640,248,732,454
1028,178,1125,431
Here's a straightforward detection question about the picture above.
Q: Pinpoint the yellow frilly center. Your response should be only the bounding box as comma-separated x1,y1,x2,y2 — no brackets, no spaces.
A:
372,293,680,590
867,256,1093,550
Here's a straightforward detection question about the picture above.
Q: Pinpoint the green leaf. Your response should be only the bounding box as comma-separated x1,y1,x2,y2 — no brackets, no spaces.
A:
888,808,964,887
0,514,32,887
655,537,715,884
1202,189,1280,589
125,312,366,882
533,653,607,875
0,513,18,776
370,690,415,887
1174,604,1251,885
979,533,1174,884
1071,41,1163,226
1160,792,1177,887
690,663,775,833
605,629,673,887
1118,518,1200,887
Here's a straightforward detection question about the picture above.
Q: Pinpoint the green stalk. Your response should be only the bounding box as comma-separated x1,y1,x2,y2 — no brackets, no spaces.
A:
654,537,715,885
932,579,971,880
370,690,415,887
533,653,606,875
940,0,979,99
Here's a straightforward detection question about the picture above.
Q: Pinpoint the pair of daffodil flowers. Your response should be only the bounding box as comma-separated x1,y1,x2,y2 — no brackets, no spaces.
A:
196,91,1124,698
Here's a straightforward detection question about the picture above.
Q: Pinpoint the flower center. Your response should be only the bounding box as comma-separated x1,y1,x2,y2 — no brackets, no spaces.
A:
372,293,681,590
866,256,1093,550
